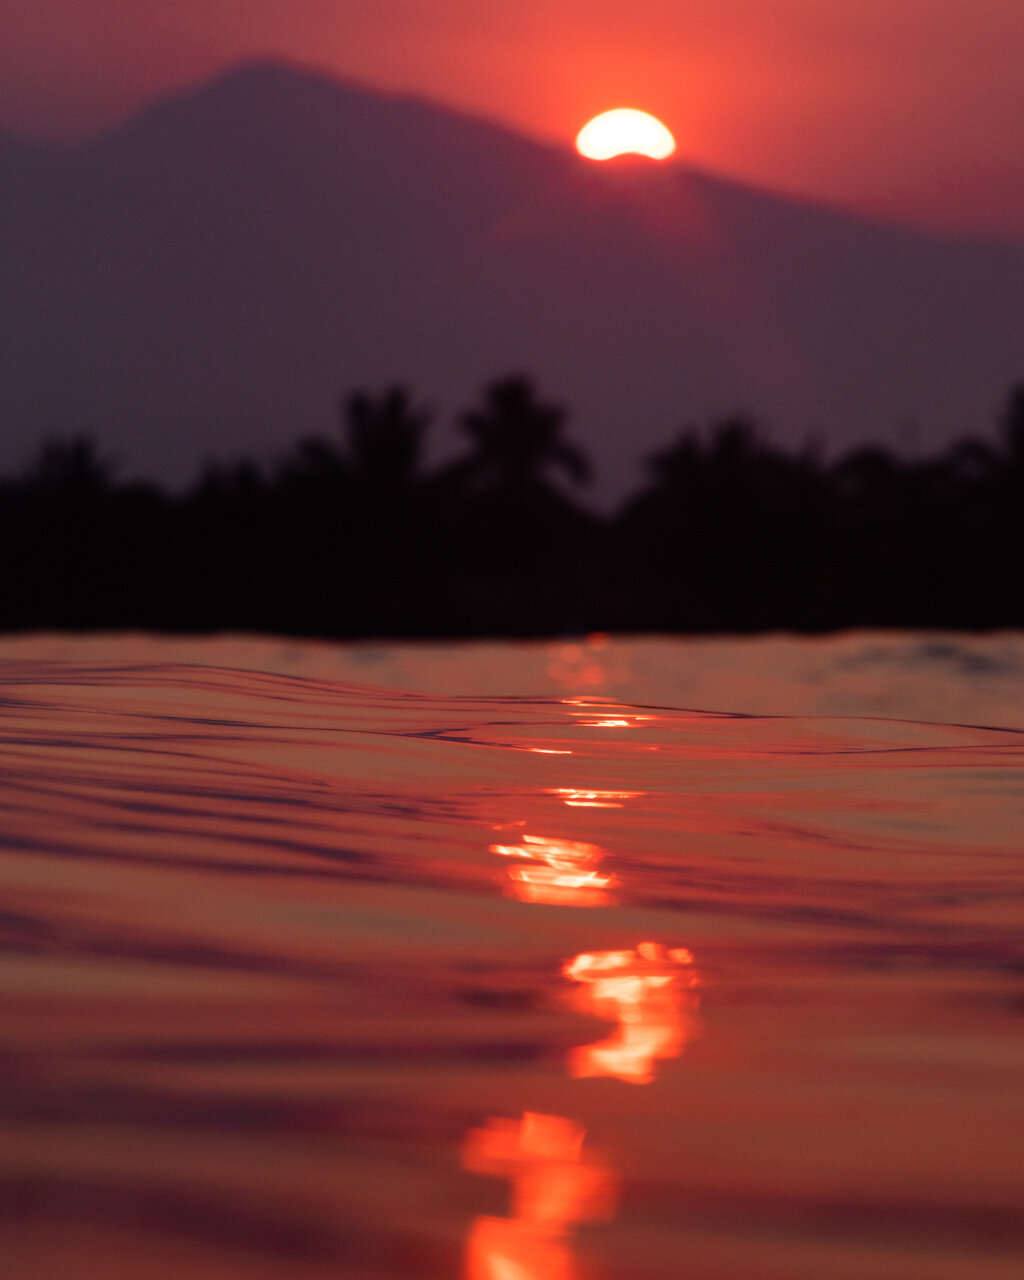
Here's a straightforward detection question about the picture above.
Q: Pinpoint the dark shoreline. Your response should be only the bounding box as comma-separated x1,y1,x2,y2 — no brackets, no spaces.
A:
4,379,1023,639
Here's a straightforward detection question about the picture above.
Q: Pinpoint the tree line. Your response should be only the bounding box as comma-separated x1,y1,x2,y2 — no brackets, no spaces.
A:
2,375,1023,637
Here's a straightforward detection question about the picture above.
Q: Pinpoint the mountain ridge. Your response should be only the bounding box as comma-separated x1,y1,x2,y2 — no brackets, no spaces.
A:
1,58,1022,502
44,58,1024,249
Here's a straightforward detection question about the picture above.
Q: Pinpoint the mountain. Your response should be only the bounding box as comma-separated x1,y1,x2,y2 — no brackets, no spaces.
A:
1,58,1023,503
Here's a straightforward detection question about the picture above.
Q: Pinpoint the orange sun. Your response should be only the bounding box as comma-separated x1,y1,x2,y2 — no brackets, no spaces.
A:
575,109,676,161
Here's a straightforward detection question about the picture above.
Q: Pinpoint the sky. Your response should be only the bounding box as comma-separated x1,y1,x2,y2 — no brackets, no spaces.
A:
2,0,1023,236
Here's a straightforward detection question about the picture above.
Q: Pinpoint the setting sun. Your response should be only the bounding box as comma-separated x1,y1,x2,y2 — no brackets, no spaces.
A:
576,109,676,161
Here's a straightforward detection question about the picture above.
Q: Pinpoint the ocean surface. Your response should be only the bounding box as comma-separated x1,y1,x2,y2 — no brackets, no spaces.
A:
1,632,1022,1280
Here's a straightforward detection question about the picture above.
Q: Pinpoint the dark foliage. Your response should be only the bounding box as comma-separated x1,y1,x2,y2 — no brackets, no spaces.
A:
2,377,1023,638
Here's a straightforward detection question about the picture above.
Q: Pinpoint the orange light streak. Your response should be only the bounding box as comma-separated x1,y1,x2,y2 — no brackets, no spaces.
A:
563,942,699,1084
547,788,643,809
489,834,618,906
562,700,651,720
462,1112,618,1280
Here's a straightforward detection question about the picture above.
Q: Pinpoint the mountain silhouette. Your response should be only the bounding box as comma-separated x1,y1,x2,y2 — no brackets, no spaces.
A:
2,58,1023,502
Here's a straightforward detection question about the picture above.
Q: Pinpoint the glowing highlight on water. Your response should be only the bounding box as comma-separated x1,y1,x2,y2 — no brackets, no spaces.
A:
489,834,618,906
564,942,699,1083
462,1112,618,1280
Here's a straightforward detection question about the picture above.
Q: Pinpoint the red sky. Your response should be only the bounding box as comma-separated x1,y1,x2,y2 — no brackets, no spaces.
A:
3,0,1023,235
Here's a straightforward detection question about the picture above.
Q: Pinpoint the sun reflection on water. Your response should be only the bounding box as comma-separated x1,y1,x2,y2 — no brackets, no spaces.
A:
547,788,643,809
461,1112,618,1280
564,943,699,1085
470,747,697,1276
488,834,618,906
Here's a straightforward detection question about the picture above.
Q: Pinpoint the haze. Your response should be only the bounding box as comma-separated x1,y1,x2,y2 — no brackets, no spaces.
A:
3,0,1024,235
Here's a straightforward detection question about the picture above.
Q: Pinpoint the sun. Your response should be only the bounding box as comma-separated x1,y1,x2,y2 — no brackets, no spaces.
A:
575,109,676,161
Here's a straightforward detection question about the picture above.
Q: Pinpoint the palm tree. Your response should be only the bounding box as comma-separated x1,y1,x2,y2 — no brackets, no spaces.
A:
340,385,432,497
453,375,589,497
24,437,116,499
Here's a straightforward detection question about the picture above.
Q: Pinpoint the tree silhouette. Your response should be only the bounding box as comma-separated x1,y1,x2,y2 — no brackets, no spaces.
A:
994,382,1024,617
278,437,346,489
614,417,833,631
341,386,432,497
452,375,588,497
330,386,438,632
274,386,430,508
430,376,597,634
4,436,171,629
23,437,116,498
3,376,1024,637
1001,383,1024,462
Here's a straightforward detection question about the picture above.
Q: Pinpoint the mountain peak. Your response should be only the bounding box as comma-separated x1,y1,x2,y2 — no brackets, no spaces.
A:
178,55,385,113
99,56,563,171
2,59,1023,502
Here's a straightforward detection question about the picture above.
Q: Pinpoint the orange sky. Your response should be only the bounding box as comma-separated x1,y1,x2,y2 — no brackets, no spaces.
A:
2,0,1023,234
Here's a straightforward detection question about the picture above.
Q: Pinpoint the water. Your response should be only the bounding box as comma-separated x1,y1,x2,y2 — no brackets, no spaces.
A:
1,640,1023,1280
